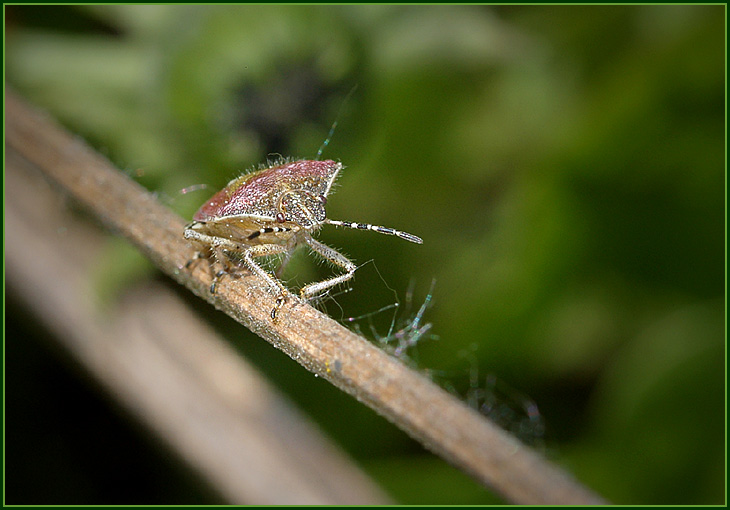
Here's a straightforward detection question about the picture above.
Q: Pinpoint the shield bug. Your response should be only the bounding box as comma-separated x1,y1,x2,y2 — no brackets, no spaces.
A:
184,158,422,319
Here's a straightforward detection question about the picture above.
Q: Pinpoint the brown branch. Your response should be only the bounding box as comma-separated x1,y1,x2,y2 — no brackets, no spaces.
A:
6,89,607,505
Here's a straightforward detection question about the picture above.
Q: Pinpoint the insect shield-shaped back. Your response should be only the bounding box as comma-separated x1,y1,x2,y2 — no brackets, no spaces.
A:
192,159,342,223
272,159,341,229
279,190,327,228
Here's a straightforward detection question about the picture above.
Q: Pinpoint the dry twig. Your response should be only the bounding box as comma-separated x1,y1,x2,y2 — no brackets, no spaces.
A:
6,89,607,505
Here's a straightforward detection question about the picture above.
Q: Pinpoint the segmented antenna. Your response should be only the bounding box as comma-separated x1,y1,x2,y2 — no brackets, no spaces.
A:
316,85,359,160
326,219,423,244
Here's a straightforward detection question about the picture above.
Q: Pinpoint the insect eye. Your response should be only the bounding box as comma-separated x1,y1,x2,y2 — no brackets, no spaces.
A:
276,212,286,223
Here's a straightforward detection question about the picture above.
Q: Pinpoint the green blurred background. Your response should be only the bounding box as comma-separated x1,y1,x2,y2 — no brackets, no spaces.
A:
5,5,725,504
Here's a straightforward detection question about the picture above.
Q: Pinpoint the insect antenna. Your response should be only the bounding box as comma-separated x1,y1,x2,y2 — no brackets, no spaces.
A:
325,219,423,244
316,84,359,160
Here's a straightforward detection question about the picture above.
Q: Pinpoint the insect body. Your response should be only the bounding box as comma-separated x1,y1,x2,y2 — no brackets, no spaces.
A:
184,159,422,317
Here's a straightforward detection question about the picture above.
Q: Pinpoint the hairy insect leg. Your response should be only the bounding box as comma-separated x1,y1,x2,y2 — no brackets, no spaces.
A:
300,237,357,301
241,244,290,295
182,243,224,292
210,247,234,294
209,242,292,319
241,244,293,320
185,229,234,293
185,228,290,304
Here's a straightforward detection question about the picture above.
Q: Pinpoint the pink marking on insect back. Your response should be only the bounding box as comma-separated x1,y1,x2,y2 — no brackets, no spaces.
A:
193,159,341,222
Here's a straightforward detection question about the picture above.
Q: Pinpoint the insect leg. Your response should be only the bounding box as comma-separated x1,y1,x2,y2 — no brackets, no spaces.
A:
243,244,293,320
184,228,240,252
185,228,289,297
300,237,357,300
241,244,290,296
185,229,239,292
184,250,208,269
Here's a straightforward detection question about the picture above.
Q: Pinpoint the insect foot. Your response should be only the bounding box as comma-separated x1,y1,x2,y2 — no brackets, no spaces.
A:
184,251,204,270
184,158,422,321
271,294,288,321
